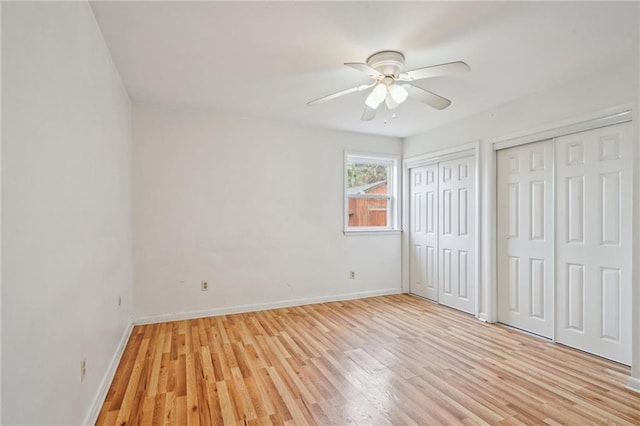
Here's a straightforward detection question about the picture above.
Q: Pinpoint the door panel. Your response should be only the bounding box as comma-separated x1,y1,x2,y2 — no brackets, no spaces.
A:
438,156,475,314
497,140,554,338
409,165,438,300
555,122,632,365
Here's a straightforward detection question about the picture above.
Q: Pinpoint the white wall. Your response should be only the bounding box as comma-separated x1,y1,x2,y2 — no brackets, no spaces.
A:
2,2,133,424
133,105,402,322
404,64,635,158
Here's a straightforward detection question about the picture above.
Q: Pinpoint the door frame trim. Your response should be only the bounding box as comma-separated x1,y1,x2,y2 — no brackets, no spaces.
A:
491,106,632,150
402,141,482,318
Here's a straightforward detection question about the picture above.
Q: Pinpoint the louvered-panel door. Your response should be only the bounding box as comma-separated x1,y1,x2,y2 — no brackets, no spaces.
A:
409,164,439,301
555,122,632,365
438,157,475,314
497,140,554,338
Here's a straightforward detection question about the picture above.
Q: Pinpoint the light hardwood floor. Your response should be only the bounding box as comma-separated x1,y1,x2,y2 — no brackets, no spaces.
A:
97,295,640,425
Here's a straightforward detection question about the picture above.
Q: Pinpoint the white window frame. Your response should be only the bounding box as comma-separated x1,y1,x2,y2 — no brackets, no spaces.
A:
344,151,400,235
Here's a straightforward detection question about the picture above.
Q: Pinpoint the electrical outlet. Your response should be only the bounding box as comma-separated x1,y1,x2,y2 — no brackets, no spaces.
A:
349,271,356,279
80,359,87,383
201,281,208,291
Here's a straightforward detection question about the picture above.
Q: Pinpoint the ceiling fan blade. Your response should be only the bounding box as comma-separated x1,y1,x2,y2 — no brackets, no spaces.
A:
345,62,384,79
403,84,452,110
398,61,470,82
307,82,375,106
361,106,377,121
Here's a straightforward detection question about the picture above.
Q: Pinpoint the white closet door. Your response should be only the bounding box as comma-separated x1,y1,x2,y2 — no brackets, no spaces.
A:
409,164,439,301
555,122,632,365
497,141,554,338
438,157,475,314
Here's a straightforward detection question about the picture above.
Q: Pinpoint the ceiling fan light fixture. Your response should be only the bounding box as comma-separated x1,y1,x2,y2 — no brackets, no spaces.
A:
365,83,388,109
388,83,408,104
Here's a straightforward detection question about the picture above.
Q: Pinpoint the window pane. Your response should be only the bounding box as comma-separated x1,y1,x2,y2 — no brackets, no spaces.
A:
344,153,398,232
348,196,388,227
346,163,388,194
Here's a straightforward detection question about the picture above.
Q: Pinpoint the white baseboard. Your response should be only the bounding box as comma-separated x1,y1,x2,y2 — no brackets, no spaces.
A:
627,376,640,393
83,320,134,426
134,287,402,325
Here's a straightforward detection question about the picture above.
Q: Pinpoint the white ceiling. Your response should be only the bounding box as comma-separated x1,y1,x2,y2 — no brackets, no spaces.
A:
90,1,638,138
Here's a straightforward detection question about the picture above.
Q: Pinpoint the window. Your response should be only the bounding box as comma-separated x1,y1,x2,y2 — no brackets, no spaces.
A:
344,152,399,233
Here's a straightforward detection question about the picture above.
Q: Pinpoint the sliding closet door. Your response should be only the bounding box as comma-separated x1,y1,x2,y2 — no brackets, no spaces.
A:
497,140,554,338
555,122,632,364
409,164,439,300
438,156,475,314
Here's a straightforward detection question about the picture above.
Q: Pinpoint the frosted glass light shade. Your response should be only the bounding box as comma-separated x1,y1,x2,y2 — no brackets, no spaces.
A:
388,83,408,104
385,95,399,110
365,84,388,109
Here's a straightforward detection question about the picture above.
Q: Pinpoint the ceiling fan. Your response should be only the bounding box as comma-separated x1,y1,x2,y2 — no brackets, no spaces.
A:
307,51,470,121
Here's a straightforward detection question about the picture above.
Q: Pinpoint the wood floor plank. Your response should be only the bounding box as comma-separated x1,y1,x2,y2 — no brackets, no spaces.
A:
140,394,156,426
151,391,166,425
163,391,176,426
97,295,640,425
114,336,150,425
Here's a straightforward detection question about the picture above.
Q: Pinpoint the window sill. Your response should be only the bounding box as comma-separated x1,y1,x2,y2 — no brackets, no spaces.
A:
343,229,401,237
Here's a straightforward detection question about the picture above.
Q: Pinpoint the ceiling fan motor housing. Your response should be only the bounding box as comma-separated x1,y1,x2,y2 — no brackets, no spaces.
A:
366,50,405,77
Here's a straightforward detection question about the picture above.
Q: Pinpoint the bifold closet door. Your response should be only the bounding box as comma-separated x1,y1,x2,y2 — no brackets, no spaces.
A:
438,157,476,314
497,140,554,338
555,122,632,365
409,164,439,301
409,156,476,313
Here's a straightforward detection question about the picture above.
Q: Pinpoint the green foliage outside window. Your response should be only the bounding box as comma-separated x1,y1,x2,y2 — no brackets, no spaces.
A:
347,164,387,188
